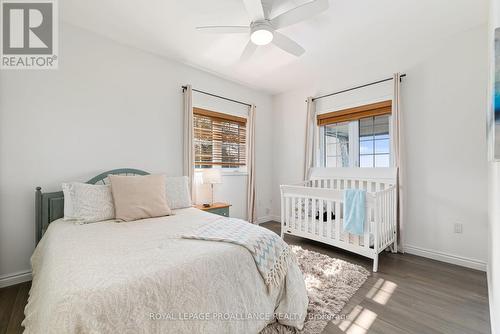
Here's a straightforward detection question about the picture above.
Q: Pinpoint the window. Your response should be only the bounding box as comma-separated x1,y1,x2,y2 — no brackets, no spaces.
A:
359,115,390,168
193,108,246,169
317,100,392,168
324,122,350,167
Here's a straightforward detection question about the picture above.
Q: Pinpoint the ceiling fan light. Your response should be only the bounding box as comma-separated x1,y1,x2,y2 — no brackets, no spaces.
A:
250,29,273,45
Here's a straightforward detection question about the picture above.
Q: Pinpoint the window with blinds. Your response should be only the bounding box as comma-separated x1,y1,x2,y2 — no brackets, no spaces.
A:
317,100,392,168
193,108,247,169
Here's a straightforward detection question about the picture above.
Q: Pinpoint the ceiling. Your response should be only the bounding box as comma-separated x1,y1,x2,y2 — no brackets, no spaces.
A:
61,0,488,94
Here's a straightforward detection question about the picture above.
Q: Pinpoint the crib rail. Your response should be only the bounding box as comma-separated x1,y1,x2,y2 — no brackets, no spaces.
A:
280,184,376,257
280,175,397,272
280,185,376,206
375,186,398,252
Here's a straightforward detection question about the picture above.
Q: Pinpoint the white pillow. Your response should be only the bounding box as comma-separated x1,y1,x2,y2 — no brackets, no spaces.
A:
165,176,192,209
62,182,115,223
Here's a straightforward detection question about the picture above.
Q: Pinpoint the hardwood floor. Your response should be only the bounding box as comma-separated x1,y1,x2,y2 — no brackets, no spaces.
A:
0,222,490,334
262,221,491,334
0,281,30,334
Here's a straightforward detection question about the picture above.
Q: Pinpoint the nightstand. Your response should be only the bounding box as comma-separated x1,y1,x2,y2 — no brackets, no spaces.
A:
194,202,231,217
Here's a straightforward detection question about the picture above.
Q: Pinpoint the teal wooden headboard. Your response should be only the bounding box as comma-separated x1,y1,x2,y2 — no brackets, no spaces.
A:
35,168,149,244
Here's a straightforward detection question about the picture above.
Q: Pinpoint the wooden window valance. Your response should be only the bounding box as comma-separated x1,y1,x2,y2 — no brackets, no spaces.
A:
194,107,247,125
193,107,247,167
317,100,392,126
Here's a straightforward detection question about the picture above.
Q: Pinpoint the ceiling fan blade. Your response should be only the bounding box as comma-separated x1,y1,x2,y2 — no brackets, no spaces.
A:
241,40,258,61
272,31,305,57
261,0,274,18
196,26,250,34
243,0,265,20
270,0,329,29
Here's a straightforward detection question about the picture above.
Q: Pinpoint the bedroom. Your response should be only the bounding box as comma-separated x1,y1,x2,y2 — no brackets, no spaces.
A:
0,0,498,333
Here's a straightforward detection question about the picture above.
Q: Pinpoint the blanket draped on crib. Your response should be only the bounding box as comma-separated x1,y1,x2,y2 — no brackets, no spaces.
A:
343,189,366,235
182,218,292,287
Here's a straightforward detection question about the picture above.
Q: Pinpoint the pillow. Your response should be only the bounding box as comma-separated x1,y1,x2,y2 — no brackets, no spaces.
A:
109,174,172,222
165,176,192,209
62,182,115,223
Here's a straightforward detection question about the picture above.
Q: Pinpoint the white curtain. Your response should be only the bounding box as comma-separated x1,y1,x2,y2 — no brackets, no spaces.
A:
304,97,318,181
183,85,195,201
392,73,404,252
247,104,257,223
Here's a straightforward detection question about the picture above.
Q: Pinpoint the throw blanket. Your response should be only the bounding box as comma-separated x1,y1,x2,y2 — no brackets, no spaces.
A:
182,218,291,287
343,189,366,235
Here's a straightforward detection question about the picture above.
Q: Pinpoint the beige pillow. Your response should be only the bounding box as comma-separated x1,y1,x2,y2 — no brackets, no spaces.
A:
109,174,172,222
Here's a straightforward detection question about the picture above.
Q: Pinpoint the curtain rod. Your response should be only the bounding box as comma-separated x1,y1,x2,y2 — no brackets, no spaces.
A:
182,85,252,108
310,74,407,102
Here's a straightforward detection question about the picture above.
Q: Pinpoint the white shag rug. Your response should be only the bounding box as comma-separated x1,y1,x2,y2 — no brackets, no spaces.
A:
262,245,370,334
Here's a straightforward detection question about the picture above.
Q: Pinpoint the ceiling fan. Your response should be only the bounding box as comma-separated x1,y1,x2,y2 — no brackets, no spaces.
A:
196,0,329,60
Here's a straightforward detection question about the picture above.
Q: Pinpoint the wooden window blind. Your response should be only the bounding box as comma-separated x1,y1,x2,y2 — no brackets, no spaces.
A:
317,100,392,126
193,107,247,168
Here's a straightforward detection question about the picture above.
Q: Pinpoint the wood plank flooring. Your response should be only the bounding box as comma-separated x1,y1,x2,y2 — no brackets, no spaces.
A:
0,281,30,334
263,221,491,334
0,221,490,334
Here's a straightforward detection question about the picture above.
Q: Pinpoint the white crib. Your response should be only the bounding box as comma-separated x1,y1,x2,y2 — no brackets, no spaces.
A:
280,167,398,272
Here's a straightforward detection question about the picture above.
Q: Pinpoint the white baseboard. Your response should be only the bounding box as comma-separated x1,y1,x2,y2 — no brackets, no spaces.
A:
404,244,486,272
255,215,272,224
0,270,32,288
268,215,280,222
256,215,280,225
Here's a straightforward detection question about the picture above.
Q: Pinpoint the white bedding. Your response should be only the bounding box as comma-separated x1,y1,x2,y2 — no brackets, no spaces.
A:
23,208,308,334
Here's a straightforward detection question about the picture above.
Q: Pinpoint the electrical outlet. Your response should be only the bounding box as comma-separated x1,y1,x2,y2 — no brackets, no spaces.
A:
454,223,463,234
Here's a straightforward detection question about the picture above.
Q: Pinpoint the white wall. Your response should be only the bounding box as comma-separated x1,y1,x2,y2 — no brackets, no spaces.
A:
489,166,500,334
488,0,500,332
0,23,274,282
272,24,489,270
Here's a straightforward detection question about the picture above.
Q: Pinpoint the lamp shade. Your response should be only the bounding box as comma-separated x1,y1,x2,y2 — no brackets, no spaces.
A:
194,171,204,185
202,169,222,184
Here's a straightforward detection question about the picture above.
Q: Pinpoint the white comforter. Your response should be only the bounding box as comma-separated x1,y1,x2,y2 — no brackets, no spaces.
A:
23,208,308,334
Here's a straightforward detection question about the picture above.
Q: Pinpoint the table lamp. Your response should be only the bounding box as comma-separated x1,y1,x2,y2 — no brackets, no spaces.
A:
202,169,222,206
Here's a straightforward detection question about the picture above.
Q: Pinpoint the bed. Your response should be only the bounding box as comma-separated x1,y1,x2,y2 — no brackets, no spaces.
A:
24,169,308,334
280,167,398,272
